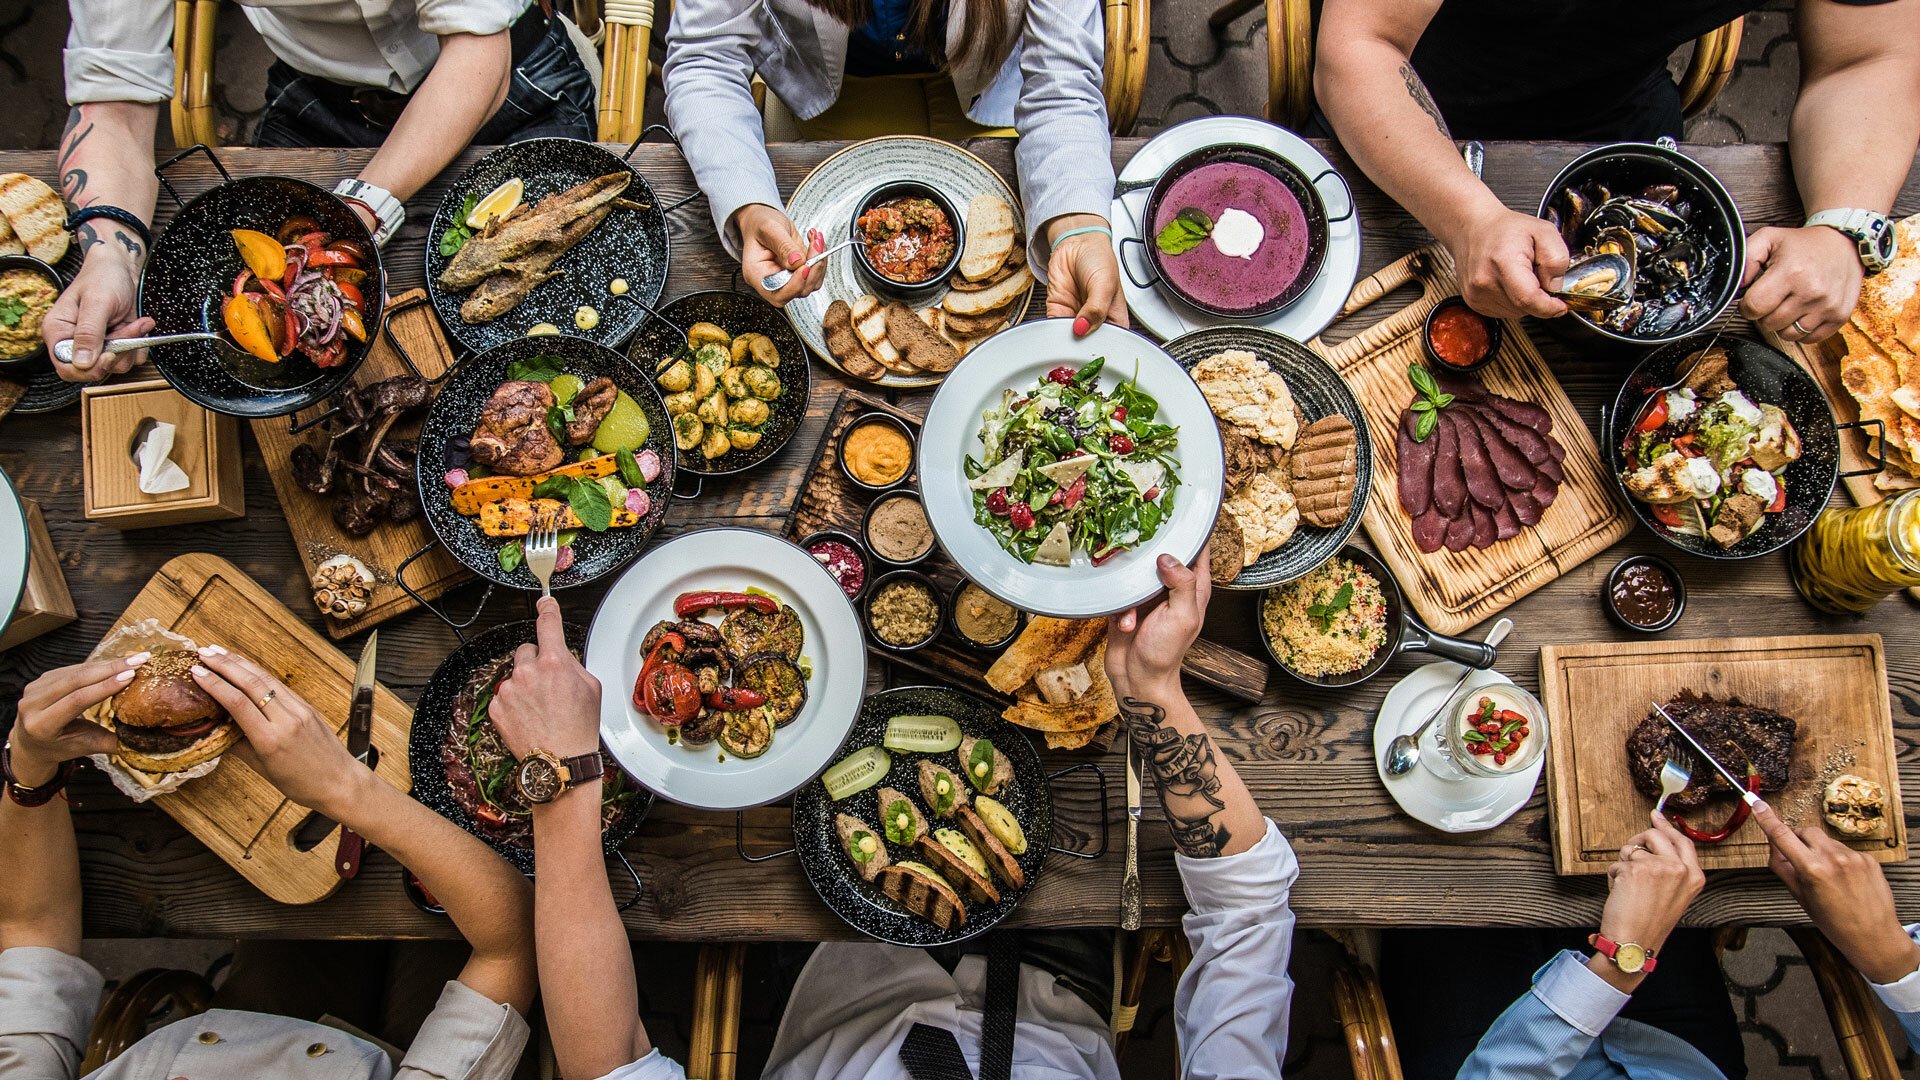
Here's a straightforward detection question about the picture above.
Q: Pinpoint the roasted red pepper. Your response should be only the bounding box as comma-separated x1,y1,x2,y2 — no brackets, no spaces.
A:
704,687,768,712
673,591,778,618
1671,767,1761,843
640,662,701,724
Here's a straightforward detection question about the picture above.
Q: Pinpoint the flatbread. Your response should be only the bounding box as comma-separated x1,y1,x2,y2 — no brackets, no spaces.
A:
986,616,1104,694
0,212,22,257
1192,350,1297,447
1223,469,1298,564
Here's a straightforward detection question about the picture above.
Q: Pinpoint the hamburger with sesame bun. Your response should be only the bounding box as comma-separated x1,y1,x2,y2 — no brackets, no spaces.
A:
102,650,241,773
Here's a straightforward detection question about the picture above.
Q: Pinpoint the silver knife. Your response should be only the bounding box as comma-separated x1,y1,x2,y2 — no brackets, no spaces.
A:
1654,701,1761,808
337,631,378,879
1121,729,1142,931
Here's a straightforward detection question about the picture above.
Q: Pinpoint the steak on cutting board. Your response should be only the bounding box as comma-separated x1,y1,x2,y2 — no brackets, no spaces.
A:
1625,692,1796,810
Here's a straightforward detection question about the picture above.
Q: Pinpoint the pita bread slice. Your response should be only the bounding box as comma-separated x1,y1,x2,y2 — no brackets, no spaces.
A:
958,195,1016,281
1044,727,1099,750
1003,697,1108,733
0,173,68,263
986,616,1105,694
0,212,22,257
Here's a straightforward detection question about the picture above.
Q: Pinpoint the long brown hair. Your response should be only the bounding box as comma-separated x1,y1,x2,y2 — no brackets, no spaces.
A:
805,0,1013,70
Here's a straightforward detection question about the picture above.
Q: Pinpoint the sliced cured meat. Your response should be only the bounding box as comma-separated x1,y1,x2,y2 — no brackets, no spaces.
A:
1431,411,1467,518
1509,490,1544,526
1482,394,1553,438
1447,411,1503,510
1468,501,1497,548
1396,409,1437,517
1492,500,1522,540
1443,509,1476,552
1412,507,1450,553
1462,407,1537,492
1531,473,1559,510
1478,405,1550,464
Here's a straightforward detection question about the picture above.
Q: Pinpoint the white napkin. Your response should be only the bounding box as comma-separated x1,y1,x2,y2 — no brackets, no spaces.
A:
134,421,191,494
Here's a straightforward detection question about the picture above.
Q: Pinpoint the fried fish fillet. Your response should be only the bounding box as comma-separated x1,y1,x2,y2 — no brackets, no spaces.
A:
441,172,632,289
457,204,615,324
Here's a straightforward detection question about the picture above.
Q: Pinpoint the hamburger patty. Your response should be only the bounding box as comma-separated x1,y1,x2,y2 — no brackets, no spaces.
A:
118,720,226,756
1625,692,1796,810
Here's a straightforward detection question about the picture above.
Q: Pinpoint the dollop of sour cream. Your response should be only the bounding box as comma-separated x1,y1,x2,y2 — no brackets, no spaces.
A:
1720,390,1762,426
1665,388,1697,423
1741,468,1779,502
1683,456,1722,499
1210,207,1264,260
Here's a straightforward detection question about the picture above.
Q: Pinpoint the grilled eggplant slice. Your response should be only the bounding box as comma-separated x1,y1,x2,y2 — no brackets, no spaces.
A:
737,652,808,727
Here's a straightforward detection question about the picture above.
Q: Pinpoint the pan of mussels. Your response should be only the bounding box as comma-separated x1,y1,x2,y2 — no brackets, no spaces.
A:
1537,139,1744,347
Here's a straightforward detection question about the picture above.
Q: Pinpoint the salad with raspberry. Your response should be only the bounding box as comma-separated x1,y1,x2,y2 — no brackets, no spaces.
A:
965,357,1181,565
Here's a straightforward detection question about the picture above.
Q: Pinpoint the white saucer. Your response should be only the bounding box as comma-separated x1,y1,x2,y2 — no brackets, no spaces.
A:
1109,116,1363,343
1373,664,1544,833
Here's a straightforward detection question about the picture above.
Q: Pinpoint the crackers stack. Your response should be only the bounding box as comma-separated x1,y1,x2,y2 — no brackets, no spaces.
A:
0,173,69,264
1835,214,1920,490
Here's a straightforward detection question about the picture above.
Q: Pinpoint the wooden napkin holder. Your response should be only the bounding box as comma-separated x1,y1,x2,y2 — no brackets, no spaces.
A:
81,378,244,527
0,497,77,650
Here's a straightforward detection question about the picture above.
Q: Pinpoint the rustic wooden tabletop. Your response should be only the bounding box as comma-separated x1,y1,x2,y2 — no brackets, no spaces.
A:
1,139,1916,941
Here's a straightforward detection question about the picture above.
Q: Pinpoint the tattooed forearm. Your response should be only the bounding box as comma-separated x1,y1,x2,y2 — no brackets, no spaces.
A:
74,223,143,261
1399,62,1449,137
1122,695,1229,858
58,107,96,206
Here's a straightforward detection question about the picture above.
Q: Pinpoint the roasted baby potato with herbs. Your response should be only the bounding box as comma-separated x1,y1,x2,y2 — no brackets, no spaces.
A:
663,390,697,416
696,390,728,425
730,396,771,427
731,333,778,367
719,365,750,399
657,358,693,392
691,363,717,399
688,322,731,348
729,426,764,451
693,342,731,373
672,412,704,450
700,425,732,460
743,365,782,400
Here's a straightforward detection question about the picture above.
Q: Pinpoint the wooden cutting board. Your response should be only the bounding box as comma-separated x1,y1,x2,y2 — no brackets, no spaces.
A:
97,553,415,904
1310,246,1632,634
252,290,469,639
786,389,1271,706
1539,633,1903,875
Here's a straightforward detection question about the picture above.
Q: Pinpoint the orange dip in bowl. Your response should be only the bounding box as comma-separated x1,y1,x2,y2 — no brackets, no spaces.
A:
844,421,913,487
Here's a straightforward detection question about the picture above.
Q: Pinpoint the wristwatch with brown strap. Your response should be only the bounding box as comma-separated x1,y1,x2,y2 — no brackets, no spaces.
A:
1589,933,1659,974
2,741,75,808
515,747,605,804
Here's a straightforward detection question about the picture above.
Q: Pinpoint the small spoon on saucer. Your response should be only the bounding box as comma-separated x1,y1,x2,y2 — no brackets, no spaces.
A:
1383,617,1512,777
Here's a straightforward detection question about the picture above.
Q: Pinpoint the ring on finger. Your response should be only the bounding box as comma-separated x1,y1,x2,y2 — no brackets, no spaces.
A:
1791,318,1812,337
256,689,276,710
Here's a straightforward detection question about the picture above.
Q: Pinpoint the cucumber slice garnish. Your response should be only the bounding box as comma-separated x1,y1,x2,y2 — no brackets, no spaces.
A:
883,714,962,753
823,746,892,801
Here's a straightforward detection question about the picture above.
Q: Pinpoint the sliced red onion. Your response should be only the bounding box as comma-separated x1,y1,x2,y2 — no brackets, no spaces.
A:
636,449,661,483
553,545,576,572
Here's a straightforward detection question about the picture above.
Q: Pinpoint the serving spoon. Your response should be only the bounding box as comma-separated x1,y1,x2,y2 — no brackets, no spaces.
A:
1383,617,1512,777
53,332,255,370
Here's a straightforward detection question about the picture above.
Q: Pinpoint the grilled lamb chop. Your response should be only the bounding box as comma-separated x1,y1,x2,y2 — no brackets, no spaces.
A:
470,380,562,476
1625,692,1796,810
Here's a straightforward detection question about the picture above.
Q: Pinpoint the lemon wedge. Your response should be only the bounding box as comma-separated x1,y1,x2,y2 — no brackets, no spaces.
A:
466,177,524,229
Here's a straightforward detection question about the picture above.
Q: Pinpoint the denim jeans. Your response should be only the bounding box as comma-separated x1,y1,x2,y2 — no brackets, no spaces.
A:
254,16,595,149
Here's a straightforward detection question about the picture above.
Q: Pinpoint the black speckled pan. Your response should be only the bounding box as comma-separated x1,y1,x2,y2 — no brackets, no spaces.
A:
791,686,1052,947
140,176,384,417
410,619,653,874
1604,333,1840,560
424,139,668,356
1167,326,1373,588
415,333,676,590
626,290,813,476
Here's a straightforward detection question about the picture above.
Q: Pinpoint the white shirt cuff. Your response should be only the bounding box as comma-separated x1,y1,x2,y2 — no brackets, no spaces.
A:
1175,819,1297,915
0,946,106,1047
64,46,175,104
395,980,530,1079
1869,925,1920,1013
594,1048,689,1080
1529,951,1629,1039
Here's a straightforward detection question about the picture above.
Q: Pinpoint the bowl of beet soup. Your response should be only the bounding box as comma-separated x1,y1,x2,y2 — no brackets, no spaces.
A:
1120,143,1352,319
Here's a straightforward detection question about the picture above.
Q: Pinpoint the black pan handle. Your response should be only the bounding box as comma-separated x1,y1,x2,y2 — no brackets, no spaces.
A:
1117,235,1160,291
735,809,796,862
154,144,232,209
1113,174,1161,198
672,471,704,501
1838,419,1888,479
1397,612,1498,670
613,290,688,341
396,537,495,644
629,123,706,216
1044,760,1109,860
610,850,647,912
1310,168,1356,225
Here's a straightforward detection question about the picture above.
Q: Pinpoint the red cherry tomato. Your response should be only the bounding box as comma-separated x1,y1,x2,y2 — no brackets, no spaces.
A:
1651,503,1685,529
1768,477,1786,513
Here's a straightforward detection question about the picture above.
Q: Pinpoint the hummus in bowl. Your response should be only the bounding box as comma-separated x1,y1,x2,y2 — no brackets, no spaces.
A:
0,256,61,364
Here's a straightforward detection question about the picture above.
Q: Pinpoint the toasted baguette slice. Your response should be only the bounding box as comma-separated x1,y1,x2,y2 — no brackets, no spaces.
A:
949,242,1026,292
944,266,1032,316
0,173,68,263
955,805,1025,891
875,863,967,930
915,835,1001,905
958,194,1016,281
824,298,886,380
852,294,913,373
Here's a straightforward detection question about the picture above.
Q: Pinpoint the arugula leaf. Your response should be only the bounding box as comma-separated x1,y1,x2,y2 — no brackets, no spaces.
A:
1072,356,1106,387
0,296,27,328
497,539,525,572
1114,378,1158,423
615,447,646,488
508,355,565,383
1306,581,1355,631
438,194,479,258
1155,207,1213,256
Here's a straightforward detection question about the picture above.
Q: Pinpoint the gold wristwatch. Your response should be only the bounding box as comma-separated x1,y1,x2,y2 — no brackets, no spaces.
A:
515,748,604,804
1589,933,1659,974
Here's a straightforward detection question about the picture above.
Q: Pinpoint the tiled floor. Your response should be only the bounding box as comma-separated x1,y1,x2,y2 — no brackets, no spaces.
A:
9,2,1917,1076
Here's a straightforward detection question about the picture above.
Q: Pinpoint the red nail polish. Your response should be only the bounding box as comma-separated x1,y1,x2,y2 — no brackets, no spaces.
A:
1073,316,1091,336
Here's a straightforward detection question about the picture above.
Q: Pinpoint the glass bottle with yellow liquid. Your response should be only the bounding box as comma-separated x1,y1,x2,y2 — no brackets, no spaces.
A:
1790,490,1920,614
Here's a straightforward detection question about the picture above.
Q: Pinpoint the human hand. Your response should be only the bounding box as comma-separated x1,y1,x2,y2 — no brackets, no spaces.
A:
1442,203,1570,321
735,204,825,307
188,645,371,820
1045,214,1128,336
1594,811,1704,985
1105,551,1210,700
7,656,141,785
1754,800,1920,984
1739,225,1862,343
489,597,602,761
43,252,154,382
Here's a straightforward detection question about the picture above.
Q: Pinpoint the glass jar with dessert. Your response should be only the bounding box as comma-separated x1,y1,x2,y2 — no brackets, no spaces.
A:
1422,682,1549,782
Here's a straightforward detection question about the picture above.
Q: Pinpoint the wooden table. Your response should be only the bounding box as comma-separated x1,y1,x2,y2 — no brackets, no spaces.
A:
2,139,1917,941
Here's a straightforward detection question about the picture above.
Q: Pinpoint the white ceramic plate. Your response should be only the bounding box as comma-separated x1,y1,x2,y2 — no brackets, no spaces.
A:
1111,116,1362,343
586,528,868,811
784,136,1030,388
0,466,25,639
1373,664,1544,833
917,319,1225,618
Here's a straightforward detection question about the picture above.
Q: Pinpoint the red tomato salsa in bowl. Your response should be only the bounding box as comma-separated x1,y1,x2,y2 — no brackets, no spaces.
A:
856,194,957,285
1423,297,1500,372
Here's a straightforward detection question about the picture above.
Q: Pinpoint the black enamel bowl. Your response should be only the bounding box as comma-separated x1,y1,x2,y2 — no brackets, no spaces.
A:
1165,326,1372,589
1602,333,1839,560
425,138,669,355
410,619,653,875
140,176,383,417
850,181,965,301
626,290,812,477
415,333,675,590
792,686,1052,947
1123,142,1346,319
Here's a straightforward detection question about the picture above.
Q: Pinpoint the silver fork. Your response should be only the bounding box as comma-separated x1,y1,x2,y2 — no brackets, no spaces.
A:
1653,756,1692,814
523,509,561,600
